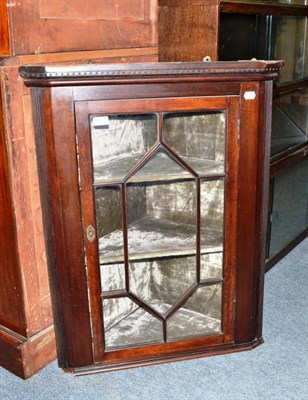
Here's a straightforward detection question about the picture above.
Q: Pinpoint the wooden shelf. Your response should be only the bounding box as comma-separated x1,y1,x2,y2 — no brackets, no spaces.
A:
94,152,224,184
221,1,308,16
99,216,223,264
291,90,308,106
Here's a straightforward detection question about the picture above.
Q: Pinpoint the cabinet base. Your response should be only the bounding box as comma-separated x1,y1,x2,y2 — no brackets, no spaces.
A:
0,324,56,379
68,339,264,376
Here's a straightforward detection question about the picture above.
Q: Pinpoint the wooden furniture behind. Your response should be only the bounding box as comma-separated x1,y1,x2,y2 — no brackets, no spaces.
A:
0,0,157,57
158,0,219,62
0,0,10,57
19,60,282,375
158,0,308,270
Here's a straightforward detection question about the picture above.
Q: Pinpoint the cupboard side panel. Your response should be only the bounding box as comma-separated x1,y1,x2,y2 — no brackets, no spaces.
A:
32,88,93,367
22,93,53,329
1,67,52,335
0,77,26,335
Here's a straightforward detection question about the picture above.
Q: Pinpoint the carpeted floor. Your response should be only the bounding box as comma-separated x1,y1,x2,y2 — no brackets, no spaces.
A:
0,239,307,400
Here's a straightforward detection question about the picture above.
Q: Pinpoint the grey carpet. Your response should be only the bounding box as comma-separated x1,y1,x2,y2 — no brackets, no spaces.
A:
0,239,307,400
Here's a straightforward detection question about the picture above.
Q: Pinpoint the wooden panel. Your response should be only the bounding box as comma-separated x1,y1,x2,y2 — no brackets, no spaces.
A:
40,0,146,20
158,0,219,61
73,82,240,102
0,79,26,335
0,325,56,379
22,93,53,327
7,0,157,55
0,0,10,56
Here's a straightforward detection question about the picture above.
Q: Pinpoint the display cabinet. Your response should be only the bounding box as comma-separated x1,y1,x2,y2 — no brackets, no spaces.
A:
219,0,308,268
19,60,282,374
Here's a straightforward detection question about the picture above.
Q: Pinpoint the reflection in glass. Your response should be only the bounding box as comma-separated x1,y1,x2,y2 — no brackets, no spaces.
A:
271,104,307,156
96,186,124,264
271,16,308,84
269,158,308,258
103,297,163,350
276,89,308,133
167,285,222,340
201,252,223,281
201,179,225,252
129,256,196,315
91,114,157,182
163,111,226,175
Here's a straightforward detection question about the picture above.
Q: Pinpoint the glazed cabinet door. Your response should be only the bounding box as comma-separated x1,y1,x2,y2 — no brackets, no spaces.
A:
74,95,239,367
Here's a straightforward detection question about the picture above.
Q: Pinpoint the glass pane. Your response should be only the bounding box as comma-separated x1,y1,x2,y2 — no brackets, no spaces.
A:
271,104,307,157
201,179,225,253
101,263,125,292
167,284,222,340
271,16,308,84
201,252,223,281
129,256,196,315
276,0,307,3
103,297,163,350
275,89,308,136
90,114,157,182
126,177,197,260
95,186,124,264
129,148,192,182
219,14,267,61
269,158,308,258
163,111,225,175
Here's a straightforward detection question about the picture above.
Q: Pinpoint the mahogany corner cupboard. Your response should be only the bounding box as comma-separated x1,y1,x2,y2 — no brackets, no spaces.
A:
19,60,283,375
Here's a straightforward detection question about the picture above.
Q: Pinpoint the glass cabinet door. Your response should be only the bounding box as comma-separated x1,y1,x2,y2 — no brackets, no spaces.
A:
271,88,308,157
76,96,238,358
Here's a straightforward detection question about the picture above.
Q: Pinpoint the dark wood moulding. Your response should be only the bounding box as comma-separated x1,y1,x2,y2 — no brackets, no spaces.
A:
19,60,284,87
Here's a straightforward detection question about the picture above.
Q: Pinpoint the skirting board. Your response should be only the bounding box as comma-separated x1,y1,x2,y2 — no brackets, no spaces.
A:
0,324,56,379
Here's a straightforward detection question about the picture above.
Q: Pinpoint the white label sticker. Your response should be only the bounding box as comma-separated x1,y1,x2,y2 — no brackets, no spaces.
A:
244,91,256,100
92,116,109,128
